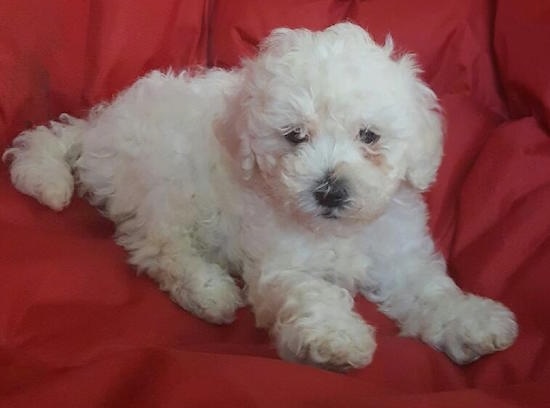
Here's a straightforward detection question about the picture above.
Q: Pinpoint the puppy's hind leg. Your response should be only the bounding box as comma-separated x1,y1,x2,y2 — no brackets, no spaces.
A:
121,227,243,324
3,114,86,211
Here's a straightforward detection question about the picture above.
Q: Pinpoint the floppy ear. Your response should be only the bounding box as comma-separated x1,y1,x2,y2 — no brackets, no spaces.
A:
218,27,303,181
214,85,256,181
400,57,444,191
406,87,444,190
238,128,256,180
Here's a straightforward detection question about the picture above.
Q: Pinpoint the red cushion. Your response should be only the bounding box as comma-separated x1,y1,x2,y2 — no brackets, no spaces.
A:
1,1,549,406
0,0,208,146
494,0,550,130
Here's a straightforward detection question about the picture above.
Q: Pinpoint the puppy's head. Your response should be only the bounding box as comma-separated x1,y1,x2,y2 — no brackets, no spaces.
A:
223,22,443,226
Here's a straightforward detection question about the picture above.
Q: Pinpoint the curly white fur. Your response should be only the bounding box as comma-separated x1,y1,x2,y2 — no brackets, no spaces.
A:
3,23,517,370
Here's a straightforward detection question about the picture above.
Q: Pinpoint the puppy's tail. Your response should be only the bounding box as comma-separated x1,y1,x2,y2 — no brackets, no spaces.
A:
3,114,86,211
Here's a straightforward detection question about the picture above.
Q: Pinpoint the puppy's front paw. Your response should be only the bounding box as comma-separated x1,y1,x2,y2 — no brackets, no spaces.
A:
275,311,376,371
170,265,244,325
435,295,518,364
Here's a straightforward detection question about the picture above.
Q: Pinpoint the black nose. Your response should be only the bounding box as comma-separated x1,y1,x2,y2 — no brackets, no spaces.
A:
314,174,349,208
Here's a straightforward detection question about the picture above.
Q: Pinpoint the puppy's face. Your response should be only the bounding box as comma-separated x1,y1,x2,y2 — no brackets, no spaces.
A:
227,23,443,226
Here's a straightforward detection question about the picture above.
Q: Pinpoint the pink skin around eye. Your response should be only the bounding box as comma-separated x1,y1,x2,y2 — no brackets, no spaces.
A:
360,144,387,168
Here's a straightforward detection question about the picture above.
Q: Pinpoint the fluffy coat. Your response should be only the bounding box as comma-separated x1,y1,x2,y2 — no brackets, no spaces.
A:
3,23,517,370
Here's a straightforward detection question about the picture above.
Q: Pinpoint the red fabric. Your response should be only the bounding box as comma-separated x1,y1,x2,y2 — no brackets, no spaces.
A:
1,1,549,406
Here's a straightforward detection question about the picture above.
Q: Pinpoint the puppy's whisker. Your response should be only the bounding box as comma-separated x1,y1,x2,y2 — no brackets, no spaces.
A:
314,181,330,193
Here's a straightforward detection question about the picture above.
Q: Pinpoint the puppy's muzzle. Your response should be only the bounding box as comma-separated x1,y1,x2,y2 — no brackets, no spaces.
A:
314,172,349,216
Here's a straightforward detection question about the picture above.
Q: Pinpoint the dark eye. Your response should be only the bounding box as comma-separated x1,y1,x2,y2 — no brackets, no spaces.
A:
283,128,308,144
358,128,380,145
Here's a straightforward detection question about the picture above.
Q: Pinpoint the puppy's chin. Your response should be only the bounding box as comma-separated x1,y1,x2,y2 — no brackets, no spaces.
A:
285,201,385,237
303,213,374,237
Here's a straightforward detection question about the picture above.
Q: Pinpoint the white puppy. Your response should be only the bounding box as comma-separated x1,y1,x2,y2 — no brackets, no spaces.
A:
4,23,517,370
